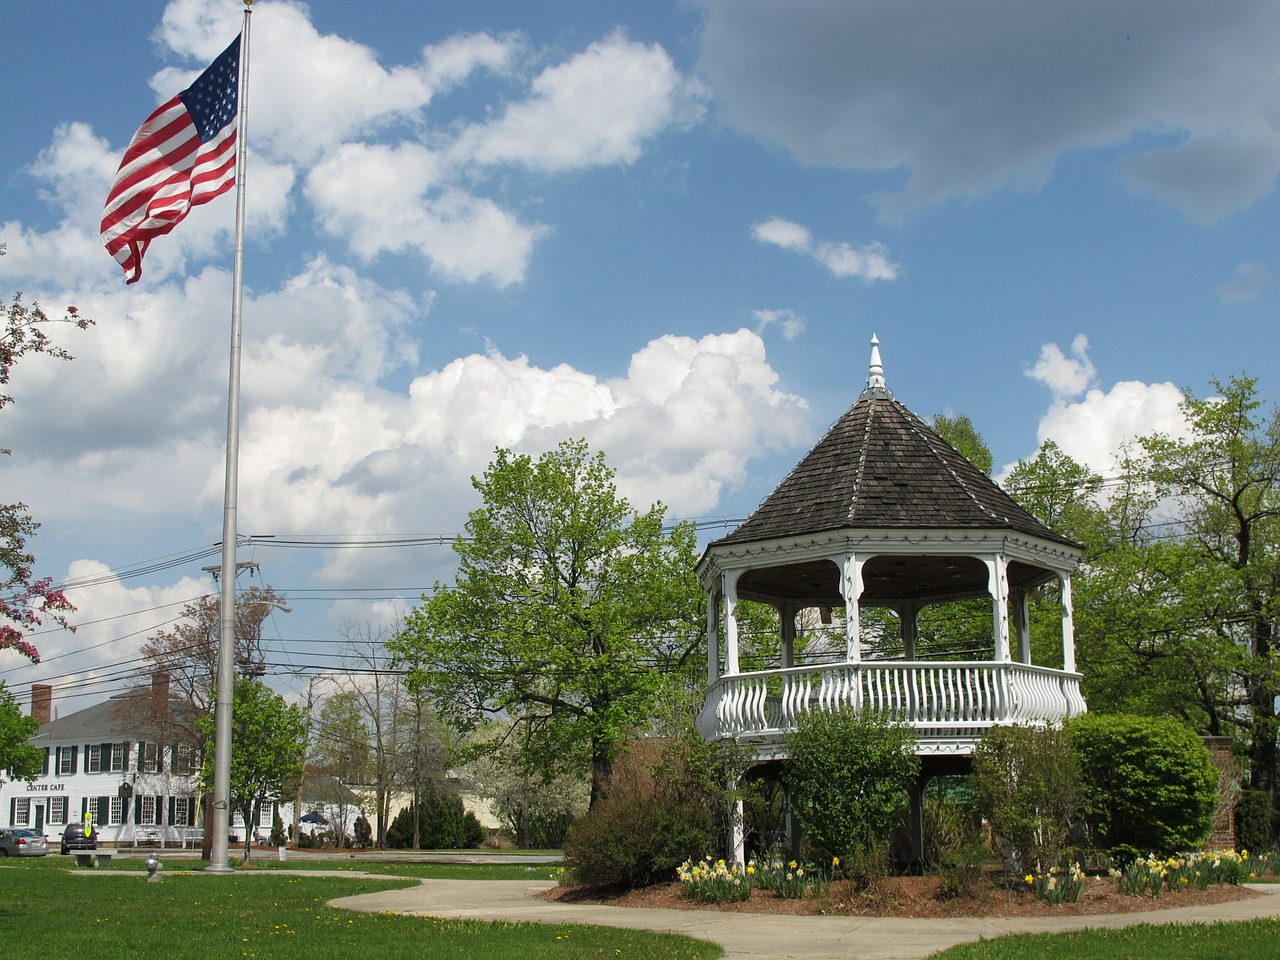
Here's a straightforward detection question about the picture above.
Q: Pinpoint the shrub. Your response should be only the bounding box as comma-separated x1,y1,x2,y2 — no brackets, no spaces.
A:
1066,713,1218,863
353,814,372,849
972,723,1080,874
563,738,714,890
386,778,473,849
462,811,487,849
922,775,992,898
784,708,919,883
1235,789,1272,854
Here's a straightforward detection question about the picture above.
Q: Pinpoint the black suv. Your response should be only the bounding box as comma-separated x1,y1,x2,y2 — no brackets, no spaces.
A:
60,823,98,855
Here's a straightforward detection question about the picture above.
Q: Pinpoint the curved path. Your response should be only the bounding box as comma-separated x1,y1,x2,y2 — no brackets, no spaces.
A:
334,877,1280,960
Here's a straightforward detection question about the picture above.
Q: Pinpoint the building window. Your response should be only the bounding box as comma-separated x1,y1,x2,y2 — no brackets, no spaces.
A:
140,796,157,826
57,746,76,775
141,742,160,774
258,805,272,828
109,743,125,773
50,797,66,824
109,796,123,825
172,744,195,776
87,744,103,773
13,797,30,825
173,799,190,826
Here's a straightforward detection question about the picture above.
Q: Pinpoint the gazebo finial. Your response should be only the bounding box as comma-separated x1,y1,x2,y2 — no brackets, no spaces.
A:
860,332,893,400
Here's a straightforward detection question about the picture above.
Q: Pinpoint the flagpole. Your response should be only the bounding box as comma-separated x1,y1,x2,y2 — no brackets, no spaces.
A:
208,0,254,875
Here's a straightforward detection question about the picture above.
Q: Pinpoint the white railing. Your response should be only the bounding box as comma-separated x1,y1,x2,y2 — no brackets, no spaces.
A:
698,661,1085,753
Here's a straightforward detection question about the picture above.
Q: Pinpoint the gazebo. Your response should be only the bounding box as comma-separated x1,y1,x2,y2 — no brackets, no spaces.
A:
696,336,1086,862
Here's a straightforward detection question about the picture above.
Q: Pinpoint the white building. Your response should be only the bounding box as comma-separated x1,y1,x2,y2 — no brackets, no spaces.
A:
3,679,203,846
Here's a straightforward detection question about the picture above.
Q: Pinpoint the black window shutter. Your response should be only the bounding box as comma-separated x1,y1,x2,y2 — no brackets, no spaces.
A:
42,748,50,775
97,796,109,825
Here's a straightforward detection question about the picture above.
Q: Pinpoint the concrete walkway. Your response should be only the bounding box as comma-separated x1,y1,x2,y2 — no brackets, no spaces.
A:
333,877,1280,960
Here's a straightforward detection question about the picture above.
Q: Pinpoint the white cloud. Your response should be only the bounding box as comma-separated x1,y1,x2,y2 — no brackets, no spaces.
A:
1034,380,1189,480
0,565,213,704
1009,335,1189,482
154,0,518,167
1217,261,1272,303
752,308,806,340
751,217,898,281
452,30,706,172
305,142,545,286
1026,334,1096,400
700,1,1280,222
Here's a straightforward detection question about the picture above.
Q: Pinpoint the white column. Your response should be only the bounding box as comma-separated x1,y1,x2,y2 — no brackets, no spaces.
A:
899,601,920,660
1061,572,1077,673
1013,589,1031,664
705,589,720,686
840,555,865,663
723,570,741,676
780,603,796,669
729,792,746,866
984,555,1011,662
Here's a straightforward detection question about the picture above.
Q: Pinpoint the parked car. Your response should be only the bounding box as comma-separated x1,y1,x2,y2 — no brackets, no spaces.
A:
0,828,49,857
60,823,98,855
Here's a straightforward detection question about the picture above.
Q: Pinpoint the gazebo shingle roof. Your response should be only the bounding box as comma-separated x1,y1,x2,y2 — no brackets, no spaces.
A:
715,383,1077,551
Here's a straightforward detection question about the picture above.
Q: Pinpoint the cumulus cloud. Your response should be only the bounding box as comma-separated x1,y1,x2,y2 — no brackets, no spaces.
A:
751,217,898,281
452,30,707,172
216,329,806,583
1009,334,1189,482
752,308,807,341
1026,334,1097,400
1217,261,1272,303
699,0,1280,222
0,566,215,706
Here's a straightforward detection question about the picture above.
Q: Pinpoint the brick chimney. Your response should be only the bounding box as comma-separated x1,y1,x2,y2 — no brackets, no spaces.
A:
31,684,52,725
152,671,171,718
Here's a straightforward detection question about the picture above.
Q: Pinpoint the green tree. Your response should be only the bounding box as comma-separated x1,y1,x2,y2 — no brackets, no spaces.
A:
1,246,91,663
391,439,704,807
933,412,994,476
199,678,306,860
459,719,589,847
784,708,919,881
1140,376,1280,836
0,681,42,781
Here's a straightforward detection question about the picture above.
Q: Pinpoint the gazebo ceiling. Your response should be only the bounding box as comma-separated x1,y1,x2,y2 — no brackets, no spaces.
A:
737,555,1056,607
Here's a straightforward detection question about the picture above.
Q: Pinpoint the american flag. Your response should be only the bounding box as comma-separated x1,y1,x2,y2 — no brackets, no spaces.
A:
101,35,242,284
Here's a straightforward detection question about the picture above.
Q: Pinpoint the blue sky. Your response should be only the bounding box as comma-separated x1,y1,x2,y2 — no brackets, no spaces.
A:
1,0,1276,713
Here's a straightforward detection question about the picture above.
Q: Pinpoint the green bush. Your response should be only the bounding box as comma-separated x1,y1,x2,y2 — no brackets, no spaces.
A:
563,738,714,890
973,723,1080,873
269,811,288,847
386,779,475,849
462,811,487,848
1066,713,1218,863
1234,789,1272,854
783,708,919,882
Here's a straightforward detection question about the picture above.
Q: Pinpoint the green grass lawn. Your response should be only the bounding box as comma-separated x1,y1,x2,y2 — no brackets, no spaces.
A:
0,858,718,960
928,919,1280,960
